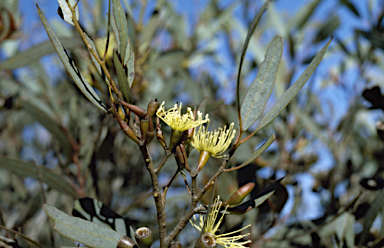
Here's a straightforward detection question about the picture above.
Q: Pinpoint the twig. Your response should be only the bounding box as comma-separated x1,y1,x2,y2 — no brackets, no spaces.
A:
162,169,179,205
140,145,167,247
68,1,122,99
165,157,230,246
155,154,171,173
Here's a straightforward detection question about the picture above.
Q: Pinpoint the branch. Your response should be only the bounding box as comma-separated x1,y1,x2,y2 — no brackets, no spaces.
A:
139,145,167,246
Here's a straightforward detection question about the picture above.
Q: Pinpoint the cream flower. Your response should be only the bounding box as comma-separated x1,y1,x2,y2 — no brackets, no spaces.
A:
156,102,209,132
191,123,236,158
190,197,251,248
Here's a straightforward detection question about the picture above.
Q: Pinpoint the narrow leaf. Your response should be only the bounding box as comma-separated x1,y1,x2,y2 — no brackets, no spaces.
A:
122,38,131,66
315,16,340,42
0,38,83,70
113,52,131,103
288,0,321,30
255,37,332,132
236,134,275,170
240,36,283,130
85,33,102,75
37,6,108,112
57,0,79,26
44,204,122,248
112,0,129,62
0,157,79,198
139,11,159,53
127,52,135,87
254,191,275,208
236,0,271,128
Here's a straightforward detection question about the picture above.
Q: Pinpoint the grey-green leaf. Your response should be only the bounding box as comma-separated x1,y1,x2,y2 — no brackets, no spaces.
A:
85,33,102,75
57,0,79,26
0,157,79,198
113,52,131,102
44,204,122,248
316,16,340,42
254,190,275,208
37,6,108,113
240,36,283,130
237,134,275,170
127,52,135,87
236,0,271,125
0,38,83,70
112,0,129,62
255,37,332,132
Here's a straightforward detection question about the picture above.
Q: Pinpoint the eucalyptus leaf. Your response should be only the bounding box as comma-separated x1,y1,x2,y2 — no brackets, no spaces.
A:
236,134,275,170
57,0,79,26
0,157,79,198
127,52,135,87
288,0,321,30
44,204,122,248
85,33,102,75
255,37,332,132
113,52,131,102
112,0,129,62
37,6,108,113
236,0,271,123
240,36,283,130
139,11,159,53
0,38,83,70
316,16,340,42
149,50,185,69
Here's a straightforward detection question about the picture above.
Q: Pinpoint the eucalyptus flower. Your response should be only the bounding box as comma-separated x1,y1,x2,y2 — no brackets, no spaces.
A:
156,102,209,132
191,123,236,172
156,101,209,151
190,197,251,248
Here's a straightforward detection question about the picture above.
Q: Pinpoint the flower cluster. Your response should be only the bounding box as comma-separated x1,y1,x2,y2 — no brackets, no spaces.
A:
190,197,251,248
156,101,236,160
156,102,209,132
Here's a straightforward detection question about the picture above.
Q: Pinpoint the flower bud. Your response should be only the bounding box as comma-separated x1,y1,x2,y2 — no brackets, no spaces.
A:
224,182,255,206
194,233,216,248
195,151,211,173
140,118,149,142
145,116,155,144
175,143,190,171
117,236,138,248
146,99,160,118
134,227,153,248
115,105,140,144
156,117,168,150
169,130,185,152
120,100,147,118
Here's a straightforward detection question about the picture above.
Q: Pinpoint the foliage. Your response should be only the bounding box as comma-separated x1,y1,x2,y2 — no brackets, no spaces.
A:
0,0,384,248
